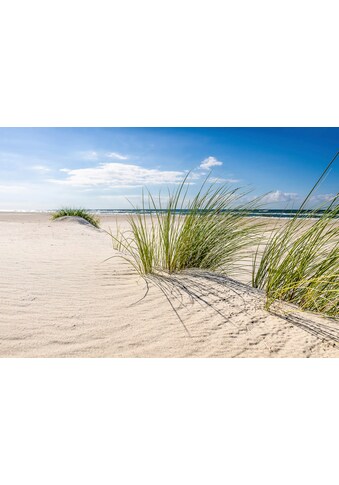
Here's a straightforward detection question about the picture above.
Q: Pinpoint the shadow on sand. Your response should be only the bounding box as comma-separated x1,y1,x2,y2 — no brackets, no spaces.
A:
136,269,338,344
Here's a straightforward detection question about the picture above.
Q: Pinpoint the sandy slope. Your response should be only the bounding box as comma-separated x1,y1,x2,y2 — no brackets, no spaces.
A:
0,213,338,357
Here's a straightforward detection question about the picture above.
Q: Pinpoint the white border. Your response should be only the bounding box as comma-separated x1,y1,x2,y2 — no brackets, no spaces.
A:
0,0,338,127
0,1,338,483
1,359,339,485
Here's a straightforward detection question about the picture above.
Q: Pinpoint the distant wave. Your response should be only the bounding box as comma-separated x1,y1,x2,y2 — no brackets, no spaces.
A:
86,209,337,219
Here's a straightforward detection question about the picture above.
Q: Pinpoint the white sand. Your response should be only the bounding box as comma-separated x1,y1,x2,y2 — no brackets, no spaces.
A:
0,212,338,357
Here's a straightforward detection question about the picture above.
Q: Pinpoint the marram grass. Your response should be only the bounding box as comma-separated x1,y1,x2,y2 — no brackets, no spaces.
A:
252,153,339,319
111,176,262,276
51,208,100,228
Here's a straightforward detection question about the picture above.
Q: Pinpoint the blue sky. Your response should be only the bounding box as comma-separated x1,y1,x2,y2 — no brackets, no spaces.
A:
0,128,338,210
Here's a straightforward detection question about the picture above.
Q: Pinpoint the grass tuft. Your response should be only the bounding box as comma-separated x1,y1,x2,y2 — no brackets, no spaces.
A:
110,176,262,276
252,153,339,318
51,208,100,228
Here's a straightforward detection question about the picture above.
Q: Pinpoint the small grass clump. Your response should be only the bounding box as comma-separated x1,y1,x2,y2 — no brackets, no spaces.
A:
252,154,339,318
51,208,100,228
111,176,262,276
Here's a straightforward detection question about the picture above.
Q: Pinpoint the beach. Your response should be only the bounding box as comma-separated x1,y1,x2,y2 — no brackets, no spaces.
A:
0,212,338,357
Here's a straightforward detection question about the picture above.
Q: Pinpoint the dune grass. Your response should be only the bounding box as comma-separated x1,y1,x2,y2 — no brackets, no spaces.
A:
252,154,339,318
111,176,262,276
51,208,100,228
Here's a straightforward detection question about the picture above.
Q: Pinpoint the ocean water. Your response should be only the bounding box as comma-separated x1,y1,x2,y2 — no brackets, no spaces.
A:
85,209,336,219
2,209,336,219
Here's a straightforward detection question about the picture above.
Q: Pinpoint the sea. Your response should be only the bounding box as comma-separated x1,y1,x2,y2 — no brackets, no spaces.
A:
2,209,337,219
82,209,337,219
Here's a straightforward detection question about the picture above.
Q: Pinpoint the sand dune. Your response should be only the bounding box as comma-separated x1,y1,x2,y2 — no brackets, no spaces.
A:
0,213,338,357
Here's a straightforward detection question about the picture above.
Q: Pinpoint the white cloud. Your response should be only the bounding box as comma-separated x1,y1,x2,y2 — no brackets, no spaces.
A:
30,165,51,173
106,152,128,160
50,162,187,188
209,176,240,184
262,190,299,203
310,193,337,203
200,156,223,170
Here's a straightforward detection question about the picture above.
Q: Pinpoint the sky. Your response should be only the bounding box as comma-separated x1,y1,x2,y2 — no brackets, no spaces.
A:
0,127,338,210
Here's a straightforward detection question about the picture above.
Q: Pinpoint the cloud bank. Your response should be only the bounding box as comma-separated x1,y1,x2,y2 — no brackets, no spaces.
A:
262,190,299,203
51,162,187,188
310,193,337,203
